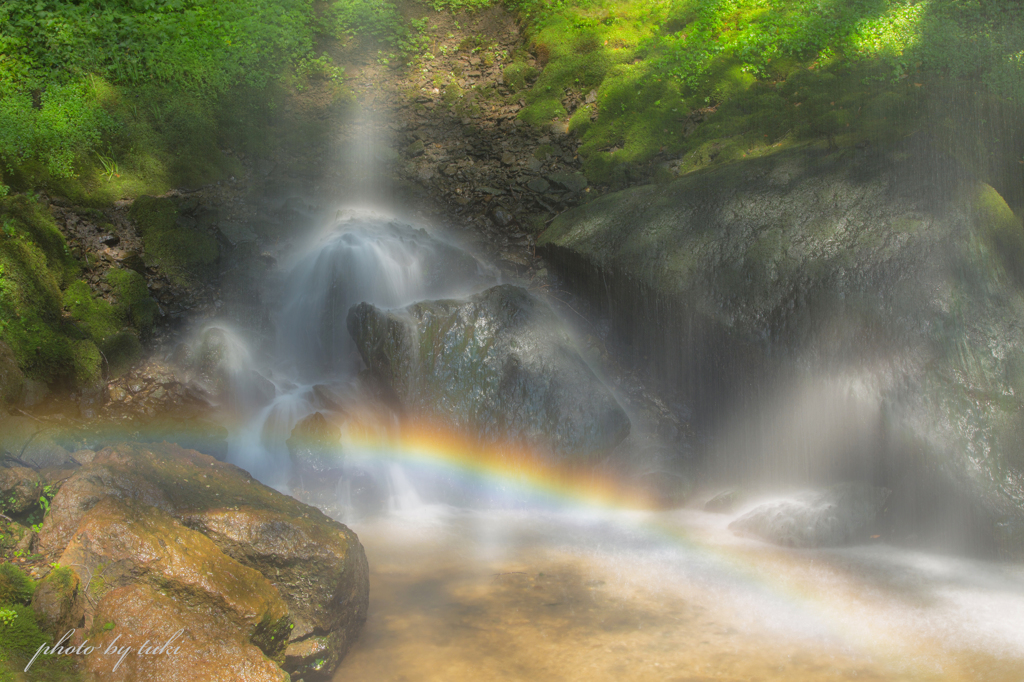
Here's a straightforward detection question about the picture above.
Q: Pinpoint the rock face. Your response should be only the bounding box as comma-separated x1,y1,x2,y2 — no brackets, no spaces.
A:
538,141,1024,558
347,284,630,459
34,443,369,680
728,483,890,548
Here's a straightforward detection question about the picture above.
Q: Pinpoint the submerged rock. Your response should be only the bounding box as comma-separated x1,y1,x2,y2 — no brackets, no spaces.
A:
728,483,890,548
35,443,369,680
347,284,630,459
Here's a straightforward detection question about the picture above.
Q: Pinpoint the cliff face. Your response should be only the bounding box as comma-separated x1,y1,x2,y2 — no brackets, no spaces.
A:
540,141,1024,558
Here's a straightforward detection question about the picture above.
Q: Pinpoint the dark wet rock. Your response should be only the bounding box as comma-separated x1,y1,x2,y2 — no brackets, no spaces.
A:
347,284,630,460
729,483,890,548
527,177,551,193
0,340,25,406
489,206,515,227
547,171,588,193
539,141,1024,559
98,233,120,247
500,151,517,166
313,384,347,413
705,490,742,513
35,443,369,681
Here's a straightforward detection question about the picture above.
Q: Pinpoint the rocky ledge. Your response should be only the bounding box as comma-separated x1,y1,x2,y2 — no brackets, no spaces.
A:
28,442,368,681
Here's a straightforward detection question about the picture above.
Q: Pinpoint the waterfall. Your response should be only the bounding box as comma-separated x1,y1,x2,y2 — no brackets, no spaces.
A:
214,209,492,516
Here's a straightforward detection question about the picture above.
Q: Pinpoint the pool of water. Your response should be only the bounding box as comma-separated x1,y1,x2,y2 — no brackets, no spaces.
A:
334,504,1024,682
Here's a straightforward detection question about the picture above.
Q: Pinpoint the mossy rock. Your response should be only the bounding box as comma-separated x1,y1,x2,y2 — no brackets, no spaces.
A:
0,603,48,658
128,195,220,286
36,443,369,680
972,182,1024,284
63,281,120,343
106,268,158,333
0,563,35,606
0,208,84,385
0,196,79,286
31,565,82,636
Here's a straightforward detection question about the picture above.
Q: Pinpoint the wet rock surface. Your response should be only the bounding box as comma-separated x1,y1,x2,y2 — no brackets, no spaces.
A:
287,411,344,499
539,141,1024,558
33,442,369,681
348,284,630,459
729,483,891,548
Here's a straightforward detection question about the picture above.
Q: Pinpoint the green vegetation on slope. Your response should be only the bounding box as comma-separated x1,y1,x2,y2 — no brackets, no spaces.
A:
506,0,1024,196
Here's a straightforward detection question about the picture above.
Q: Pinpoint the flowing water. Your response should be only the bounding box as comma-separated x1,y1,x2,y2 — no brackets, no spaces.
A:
209,199,1024,680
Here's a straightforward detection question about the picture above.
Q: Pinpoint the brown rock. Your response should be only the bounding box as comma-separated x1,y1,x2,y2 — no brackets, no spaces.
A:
35,443,369,680
85,584,289,682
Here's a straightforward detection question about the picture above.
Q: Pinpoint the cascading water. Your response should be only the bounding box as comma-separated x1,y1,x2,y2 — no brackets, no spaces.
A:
217,208,494,503
195,200,1024,681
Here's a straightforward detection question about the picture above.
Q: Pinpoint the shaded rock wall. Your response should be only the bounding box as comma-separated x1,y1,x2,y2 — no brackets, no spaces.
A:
539,140,1024,558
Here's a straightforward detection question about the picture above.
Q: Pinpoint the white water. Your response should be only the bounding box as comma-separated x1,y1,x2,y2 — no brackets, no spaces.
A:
208,207,1024,681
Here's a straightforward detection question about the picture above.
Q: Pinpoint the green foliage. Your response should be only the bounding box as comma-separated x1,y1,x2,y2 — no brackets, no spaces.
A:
507,0,1024,188
0,563,34,606
0,0,324,184
323,0,430,59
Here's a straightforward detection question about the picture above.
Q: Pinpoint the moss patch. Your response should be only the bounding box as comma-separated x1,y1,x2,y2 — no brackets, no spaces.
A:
129,196,220,287
106,268,158,334
0,563,34,606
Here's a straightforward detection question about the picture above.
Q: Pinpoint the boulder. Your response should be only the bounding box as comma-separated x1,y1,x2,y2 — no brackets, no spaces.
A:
347,284,630,459
0,466,43,516
35,442,369,680
538,140,1024,558
729,483,891,548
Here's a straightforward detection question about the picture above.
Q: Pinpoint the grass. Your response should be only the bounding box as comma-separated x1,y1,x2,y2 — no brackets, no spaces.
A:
504,0,1024,199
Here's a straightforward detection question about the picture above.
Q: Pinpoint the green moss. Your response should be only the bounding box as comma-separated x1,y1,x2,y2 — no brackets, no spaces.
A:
72,339,103,386
62,281,120,342
128,195,177,236
106,268,157,333
0,604,47,657
0,207,82,385
0,564,34,606
0,197,78,286
128,196,219,286
973,183,1024,284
